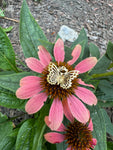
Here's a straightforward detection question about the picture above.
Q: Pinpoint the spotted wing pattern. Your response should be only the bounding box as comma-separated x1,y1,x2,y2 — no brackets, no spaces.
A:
60,70,79,89
47,62,59,85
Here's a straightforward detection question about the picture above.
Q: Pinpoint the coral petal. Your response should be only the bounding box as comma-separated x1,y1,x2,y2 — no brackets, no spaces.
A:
25,57,44,73
78,78,95,88
45,116,65,132
88,119,93,131
44,132,65,144
68,44,81,65
75,57,97,74
25,93,47,114
38,45,52,66
20,76,40,86
62,99,74,122
16,83,42,99
66,147,71,150
54,39,65,63
90,138,97,148
67,95,90,123
75,87,97,105
49,98,63,130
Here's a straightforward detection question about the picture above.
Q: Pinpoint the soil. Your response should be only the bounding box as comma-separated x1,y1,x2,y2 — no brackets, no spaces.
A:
0,0,113,141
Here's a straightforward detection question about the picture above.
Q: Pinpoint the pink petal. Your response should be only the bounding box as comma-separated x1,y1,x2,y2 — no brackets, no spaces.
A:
20,76,40,86
25,57,44,73
78,78,95,88
62,99,74,122
25,92,47,114
45,116,65,132
90,138,97,148
66,147,72,150
49,98,63,130
75,57,97,74
67,95,90,123
44,132,65,144
88,119,93,131
75,87,97,105
38,45,52,67
68,44,81,65
54,39,65,63
16,82,42,99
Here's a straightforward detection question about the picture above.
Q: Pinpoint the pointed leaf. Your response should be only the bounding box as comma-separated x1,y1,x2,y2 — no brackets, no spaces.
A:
0,112,14,150
15,119,35,150
0,72,36,92
0,86,27,109
89,43,100,59
106,41,113,61
101,109,113,136
89,54,111,74
71,28,88,49
89,105,107,150
20,0,48,58
0,27,18,72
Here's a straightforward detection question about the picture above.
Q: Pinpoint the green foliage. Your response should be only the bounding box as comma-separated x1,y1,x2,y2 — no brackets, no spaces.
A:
101,109,113,136
3,26,13,33
0,27,18,72
20,0,48,58
89,105,107,150
0,112,16,150
0,9,5,17
89,43,100,59
107,141,113,150
106,41,113,61
0,86,27,109
0,72,36,92
90,54,111,74
0,0,113,149
15,119,35,150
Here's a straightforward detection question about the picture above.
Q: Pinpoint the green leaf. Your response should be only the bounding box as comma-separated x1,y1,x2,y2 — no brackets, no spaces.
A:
107,141,113,150
0,136,15,150
89,105,107,150
71,28,88,49
0,27,18,72
101,109,113,136
0,128,18,150
108,62,113,69
3,26,13,33
20,0,48,58
0,112,13,140
90,54,111,74
32,103,51,150
98,80,113,98
0,112,15,150
15,119,35,150
56,142,67,150
98,101,113,107
89,43,100,59
0,72,36,92
0,86,27,109
0,9,5,17
106,41,113,61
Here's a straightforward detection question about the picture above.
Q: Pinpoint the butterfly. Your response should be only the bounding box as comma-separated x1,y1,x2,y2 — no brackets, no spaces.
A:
47,62,79,89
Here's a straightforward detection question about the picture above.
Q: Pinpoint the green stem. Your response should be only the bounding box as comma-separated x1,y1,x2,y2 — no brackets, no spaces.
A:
92,71,113,78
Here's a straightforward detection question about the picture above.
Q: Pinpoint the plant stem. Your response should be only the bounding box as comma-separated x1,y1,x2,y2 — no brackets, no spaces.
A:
0,16,19,23
92,71,113,78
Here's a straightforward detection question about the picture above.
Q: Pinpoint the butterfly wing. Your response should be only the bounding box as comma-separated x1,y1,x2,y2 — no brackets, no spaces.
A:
47,62,59,85
60,70,79,89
